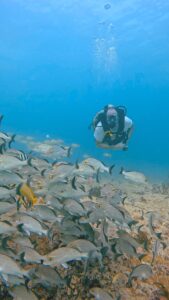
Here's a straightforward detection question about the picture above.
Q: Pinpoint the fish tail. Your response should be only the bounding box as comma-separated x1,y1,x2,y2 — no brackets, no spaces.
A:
120,167,124,174
19,150,28,161
27,157,33,167
0,140,6,154
96,168,100,183
75,159,79,169
138,253,146,261
8,134,16,148
67,146,72,157
109,164,115,174
16,183,23,195
71,176,77,190
27,158,38,170
156,232,162,239
52,160,58,166
126,277,132,288
17,223,25,233
1,236,10,249
23,271,32,281
0,114,4,125
20,252,26,263
41,169,47,176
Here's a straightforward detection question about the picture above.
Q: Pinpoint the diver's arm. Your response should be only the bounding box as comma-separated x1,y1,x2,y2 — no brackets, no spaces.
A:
94,122,105,143
96,141,125,150
92,110,104,128
123,117,134,143
127,124,134,139
96,142,112,149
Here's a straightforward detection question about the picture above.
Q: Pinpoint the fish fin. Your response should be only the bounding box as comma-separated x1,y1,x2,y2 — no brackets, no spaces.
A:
27,158,39,170
43,158,49,163
13,171,24,179
126,276,132,288
155,232,162,239
138,253,146,261
0,273,9,286
52,160,58,166
116,206,125,218
16,197,22,211
23,273,31,282
100,246,109,257
114,253,123,261
88,164,95,170
111,243,117,253
1,185,11,190
2,220,13,226
24,277,30,289
128,220,138,228
17,223,30,235
17,223,24,232
27,150,34,157
79,184,86,192
16,183,24,195
100,159,107,167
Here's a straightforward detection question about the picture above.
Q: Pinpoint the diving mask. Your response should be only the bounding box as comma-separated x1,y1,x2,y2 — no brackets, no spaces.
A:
107,115,116,128
106,108,117,128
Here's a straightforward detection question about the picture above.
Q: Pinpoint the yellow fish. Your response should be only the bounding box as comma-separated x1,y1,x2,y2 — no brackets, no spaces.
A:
16,183,38,208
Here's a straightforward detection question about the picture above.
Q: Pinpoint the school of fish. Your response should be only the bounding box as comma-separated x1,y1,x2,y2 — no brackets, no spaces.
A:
0,116,168,300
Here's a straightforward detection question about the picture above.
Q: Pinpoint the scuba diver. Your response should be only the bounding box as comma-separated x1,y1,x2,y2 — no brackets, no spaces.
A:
92,104,134,151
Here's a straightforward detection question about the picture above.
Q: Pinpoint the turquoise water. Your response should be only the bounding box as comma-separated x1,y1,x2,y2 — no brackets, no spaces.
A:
0,0,169,181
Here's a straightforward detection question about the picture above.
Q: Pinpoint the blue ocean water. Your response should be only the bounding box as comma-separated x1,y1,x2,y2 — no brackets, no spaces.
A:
0,0,169,181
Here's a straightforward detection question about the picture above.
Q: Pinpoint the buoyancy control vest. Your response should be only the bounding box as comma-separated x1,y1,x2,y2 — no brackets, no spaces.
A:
93,105,127,144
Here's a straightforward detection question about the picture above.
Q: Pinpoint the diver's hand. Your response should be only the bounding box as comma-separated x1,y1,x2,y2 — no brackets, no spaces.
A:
122,145,128,151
